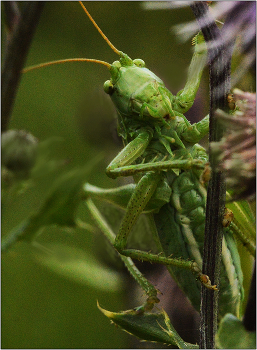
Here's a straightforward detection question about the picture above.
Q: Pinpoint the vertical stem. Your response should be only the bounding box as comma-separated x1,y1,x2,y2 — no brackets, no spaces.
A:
1,1,45,132
190,2,232,348
3,2,21,33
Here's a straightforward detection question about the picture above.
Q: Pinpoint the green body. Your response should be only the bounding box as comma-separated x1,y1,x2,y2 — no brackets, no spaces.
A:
85,42,244,317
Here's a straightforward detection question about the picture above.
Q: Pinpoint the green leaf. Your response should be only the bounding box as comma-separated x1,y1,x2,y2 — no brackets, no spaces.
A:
30,167,90,227
2,168,86,249
216,313,256,349
2,156,102,252
1,152,102,251
98,304,198,349
33,243,123,292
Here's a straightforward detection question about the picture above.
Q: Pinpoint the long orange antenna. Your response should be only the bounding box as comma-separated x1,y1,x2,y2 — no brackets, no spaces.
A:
23,2,118,74
79,1,121,56
23,58,111,73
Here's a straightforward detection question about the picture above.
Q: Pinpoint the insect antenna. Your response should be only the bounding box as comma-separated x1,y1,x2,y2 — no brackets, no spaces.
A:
23,58,111,73
79,1,121,56
23,2,117,73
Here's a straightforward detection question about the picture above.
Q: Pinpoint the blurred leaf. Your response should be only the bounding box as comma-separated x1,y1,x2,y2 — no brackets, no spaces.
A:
33,243,123,292
216,313,256,349
2,137,68,216
31,166,90,227
31,137,68,177
2,157,102,251
98,303,198,348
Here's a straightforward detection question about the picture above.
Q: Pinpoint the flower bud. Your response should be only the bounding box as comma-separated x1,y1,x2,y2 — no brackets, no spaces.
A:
1,130,38,177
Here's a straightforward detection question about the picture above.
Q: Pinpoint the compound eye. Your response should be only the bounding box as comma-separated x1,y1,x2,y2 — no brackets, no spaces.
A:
112,60,121,68
133,59,145,67
103,80,114,95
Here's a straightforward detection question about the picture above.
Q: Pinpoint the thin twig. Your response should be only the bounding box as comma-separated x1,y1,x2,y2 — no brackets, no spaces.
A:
1,1,45,132
190,2,232,348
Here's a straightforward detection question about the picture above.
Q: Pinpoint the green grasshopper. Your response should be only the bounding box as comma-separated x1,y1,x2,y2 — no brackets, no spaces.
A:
77,2,243,318
24,0,255,340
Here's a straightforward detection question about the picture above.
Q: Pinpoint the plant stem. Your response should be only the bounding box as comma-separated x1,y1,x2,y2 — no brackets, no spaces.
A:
3,2,20,33
190,2,232,348
1,1,45,132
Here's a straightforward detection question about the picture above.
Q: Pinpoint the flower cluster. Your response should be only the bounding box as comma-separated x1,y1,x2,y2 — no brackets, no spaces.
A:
211,89,256,200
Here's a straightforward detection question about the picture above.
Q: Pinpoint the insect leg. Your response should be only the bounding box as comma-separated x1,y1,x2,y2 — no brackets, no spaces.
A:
174,33,207,114
181,114,209,143
85,198,160,311
113,171,162,251
110,173,217,291
84,177,171,213
84,176,217,290
107,157,205,178
106,128,153,178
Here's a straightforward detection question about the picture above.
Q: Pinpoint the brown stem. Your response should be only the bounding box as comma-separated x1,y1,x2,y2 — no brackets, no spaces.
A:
1,1,45,132
2,1,20,33
190,2,232,348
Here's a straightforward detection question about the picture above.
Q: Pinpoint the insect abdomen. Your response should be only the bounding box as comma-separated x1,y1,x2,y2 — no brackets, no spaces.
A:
154,170,243,316
154,171,205,311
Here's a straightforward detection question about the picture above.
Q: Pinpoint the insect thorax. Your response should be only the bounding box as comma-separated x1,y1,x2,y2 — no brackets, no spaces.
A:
109,65,175,126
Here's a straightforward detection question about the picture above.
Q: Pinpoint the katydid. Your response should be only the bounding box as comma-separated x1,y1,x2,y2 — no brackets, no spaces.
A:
23,0,255,325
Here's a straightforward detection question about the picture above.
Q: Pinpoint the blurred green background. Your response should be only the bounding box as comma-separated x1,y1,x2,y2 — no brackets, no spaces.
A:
1,1,211,348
